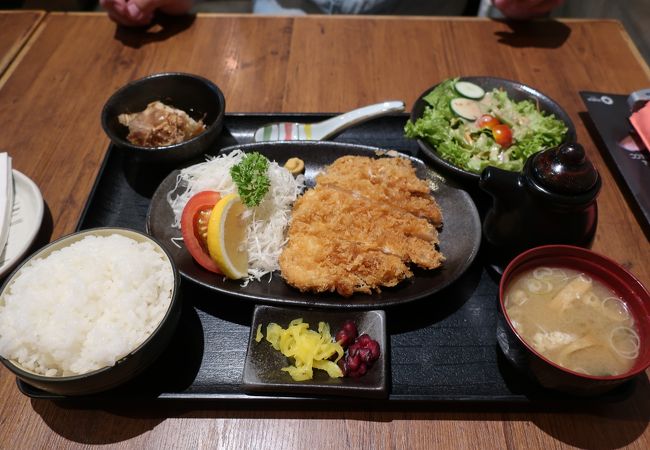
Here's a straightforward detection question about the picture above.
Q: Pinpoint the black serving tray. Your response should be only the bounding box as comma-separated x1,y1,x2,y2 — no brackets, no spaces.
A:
16,113,641,404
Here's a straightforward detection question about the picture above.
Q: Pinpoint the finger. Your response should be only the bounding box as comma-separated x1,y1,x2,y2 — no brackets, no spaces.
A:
101,0,130,18
107,4,152,26
132,0,192,15
107,9,137,26
130,0,166,15
124,1,156,25
126,1,145,20
139,11,155,24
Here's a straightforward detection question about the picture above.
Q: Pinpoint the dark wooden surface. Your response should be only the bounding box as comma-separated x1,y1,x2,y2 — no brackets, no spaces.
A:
0,12,648,449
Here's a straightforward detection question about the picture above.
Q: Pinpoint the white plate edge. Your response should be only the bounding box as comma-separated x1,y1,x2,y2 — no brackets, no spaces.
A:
0,170,44,277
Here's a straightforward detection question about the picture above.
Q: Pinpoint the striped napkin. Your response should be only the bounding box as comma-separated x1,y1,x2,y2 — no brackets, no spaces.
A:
630,101,650,151
0,153,13,256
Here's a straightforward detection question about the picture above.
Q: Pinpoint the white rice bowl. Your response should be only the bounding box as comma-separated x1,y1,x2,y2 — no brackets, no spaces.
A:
0,230,175,378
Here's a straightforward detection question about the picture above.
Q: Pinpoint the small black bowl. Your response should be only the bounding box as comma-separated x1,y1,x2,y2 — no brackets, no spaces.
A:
409,76,576,185
0,228,181,396
101,72,225,164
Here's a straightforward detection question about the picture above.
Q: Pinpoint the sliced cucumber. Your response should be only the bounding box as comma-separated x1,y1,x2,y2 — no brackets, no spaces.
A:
450,98,482,121
454,81,485,99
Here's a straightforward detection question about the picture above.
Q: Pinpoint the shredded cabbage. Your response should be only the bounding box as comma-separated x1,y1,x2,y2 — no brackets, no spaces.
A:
404,78,568,174
166,150,305,282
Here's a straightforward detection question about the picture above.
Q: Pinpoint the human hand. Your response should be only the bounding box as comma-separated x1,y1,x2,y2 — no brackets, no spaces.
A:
100,0,193,27
492,0,565,20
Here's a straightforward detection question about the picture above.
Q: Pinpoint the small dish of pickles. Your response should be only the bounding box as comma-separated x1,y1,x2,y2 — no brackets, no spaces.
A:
242,305,387,398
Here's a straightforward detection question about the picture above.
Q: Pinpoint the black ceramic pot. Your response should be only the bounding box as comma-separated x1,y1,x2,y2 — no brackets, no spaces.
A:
480,143,601,273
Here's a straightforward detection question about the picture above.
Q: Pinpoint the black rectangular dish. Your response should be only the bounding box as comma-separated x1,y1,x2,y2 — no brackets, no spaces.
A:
242,306,387,399
16,113,643,404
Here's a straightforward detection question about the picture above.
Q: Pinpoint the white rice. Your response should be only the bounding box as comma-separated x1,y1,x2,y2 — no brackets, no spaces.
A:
0,233,174,377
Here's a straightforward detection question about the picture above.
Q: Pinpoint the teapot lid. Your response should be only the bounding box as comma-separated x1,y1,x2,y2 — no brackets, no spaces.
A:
529,143,600,196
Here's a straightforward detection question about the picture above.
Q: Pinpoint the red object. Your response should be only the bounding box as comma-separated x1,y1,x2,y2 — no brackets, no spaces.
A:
499,245,650,393
180,191,222,274
629,102,650,151
477,114,500,129
492,124,513,148
336,321,381,378
335,320,359,348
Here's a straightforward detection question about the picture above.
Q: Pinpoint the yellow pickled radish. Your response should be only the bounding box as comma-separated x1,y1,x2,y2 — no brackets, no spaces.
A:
261,319,344,381
206,193,248,279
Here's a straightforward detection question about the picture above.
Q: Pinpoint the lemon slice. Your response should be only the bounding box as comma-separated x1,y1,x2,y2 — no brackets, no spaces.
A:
206,193,249,279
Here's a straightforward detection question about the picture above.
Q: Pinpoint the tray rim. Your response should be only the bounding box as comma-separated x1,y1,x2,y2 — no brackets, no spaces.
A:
53,112,643,406
16,377,639,405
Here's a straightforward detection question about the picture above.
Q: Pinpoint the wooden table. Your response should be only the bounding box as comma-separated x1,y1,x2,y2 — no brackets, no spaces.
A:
0,12,648,449
0,10,44,81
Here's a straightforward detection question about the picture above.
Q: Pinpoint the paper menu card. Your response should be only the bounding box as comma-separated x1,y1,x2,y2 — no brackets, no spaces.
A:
0,152,13,256
580,92,650,234
630,102,650,151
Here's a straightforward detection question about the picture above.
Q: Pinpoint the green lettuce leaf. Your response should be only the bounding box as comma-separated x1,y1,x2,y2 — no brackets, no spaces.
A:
404,78,568,174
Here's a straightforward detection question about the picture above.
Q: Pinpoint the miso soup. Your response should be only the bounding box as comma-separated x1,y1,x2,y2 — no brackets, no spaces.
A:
504,267,640,376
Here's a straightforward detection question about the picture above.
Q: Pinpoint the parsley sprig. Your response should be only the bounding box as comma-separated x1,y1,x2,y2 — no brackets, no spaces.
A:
230,152,271,207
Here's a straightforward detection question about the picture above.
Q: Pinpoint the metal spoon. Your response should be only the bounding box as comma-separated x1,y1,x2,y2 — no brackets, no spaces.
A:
253,100,405,142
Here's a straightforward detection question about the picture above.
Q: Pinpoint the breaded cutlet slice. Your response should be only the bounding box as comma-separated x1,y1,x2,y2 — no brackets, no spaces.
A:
315,155,442,225
288,186,444,269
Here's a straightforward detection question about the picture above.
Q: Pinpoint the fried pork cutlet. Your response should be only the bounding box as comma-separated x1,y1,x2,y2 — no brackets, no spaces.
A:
279,234,412,297
279,155,444,297
315,155,442,225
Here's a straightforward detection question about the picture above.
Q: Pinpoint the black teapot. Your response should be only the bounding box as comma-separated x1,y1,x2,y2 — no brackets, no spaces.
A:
479,142,601,272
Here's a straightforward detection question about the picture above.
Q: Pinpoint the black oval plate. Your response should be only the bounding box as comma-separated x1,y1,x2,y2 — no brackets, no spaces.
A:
409,76,576,184
146,141,481,309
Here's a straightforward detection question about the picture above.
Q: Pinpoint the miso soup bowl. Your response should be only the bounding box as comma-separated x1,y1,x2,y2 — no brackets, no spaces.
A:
0,228,181,396
497,245,650,396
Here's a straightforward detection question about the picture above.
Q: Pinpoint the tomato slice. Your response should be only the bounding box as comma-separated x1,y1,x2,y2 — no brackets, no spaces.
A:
492,124,513,148
180,191,222,274
477,114,500,130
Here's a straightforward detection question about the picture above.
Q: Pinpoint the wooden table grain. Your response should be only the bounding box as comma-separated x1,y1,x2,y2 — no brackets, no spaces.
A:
0,12,648,449
0,10,44,80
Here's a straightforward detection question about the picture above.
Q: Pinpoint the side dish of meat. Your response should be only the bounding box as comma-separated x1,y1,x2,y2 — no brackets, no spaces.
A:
279,155,444,297
118,101,206,147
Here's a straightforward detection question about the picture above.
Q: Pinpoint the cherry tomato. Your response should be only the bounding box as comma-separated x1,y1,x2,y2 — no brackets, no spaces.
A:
180,191,222,274
477,114,500,129
492,124,513,148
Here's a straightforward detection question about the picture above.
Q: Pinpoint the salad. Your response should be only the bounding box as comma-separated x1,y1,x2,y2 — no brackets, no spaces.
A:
405,78,568,173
